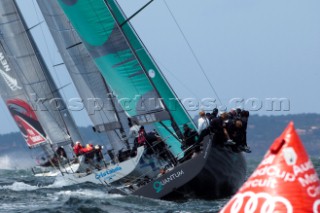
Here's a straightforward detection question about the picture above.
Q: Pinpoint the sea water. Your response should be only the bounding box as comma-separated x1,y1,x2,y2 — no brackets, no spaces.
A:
0,158,319,213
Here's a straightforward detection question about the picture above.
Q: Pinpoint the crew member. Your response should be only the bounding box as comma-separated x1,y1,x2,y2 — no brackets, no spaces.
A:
182,124,199,160
210,112,235,146
73,141,83,156
137,126,147,146
198,111,210,142
128,120,140,149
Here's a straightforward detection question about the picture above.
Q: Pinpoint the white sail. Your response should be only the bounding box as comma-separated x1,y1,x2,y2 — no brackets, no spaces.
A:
36,0,128,152
0,0,85,167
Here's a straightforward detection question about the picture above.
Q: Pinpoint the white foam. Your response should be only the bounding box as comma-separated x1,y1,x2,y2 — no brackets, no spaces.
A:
0,178,73,191
0,177,92,192
55,189,122,199
1,181,124,202
46,177,77,188
1,181,40,191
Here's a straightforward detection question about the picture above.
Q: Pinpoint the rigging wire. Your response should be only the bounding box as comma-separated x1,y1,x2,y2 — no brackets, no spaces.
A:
31,0,70,103
162,0,223,106
30,2,72,110
156,60,200,99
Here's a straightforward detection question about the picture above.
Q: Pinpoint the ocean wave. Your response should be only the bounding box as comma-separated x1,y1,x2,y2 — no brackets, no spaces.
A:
54,189,123,200
0,179,80,191
1,181,40,191
46,177,79,188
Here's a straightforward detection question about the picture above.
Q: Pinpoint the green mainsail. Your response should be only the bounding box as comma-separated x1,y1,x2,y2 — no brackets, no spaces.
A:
58,0,196,157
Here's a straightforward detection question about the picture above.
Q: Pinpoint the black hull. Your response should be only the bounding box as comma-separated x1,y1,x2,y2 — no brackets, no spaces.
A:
165,144,247,199
130,135,247,199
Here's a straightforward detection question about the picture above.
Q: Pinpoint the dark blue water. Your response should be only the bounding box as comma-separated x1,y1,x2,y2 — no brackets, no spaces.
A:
0,158,319,213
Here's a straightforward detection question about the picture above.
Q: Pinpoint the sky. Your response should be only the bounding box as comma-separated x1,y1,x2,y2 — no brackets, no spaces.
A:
0,0,319,134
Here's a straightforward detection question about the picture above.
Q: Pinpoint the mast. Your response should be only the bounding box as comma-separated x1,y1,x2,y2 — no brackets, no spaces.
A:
101,73,130,149
106,0,197,130
103,0,183,140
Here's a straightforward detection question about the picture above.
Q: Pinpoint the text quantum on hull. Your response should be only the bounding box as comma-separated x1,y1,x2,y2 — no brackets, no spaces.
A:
153,170,184,193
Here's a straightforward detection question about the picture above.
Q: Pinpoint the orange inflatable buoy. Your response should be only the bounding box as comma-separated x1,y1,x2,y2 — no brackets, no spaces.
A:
220,122,320,213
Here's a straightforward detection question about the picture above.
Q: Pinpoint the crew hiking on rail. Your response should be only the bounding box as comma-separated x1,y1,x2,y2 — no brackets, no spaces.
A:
182,108,251,157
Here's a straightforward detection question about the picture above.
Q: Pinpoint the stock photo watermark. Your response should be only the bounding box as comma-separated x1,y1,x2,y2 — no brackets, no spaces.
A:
27,93,290,114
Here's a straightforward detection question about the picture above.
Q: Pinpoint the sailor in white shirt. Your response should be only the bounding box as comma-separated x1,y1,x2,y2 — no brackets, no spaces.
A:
197,111,209,134
128,122,140,148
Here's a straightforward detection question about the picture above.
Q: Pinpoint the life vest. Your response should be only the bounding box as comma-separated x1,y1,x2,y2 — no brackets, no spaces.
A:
81,144,94,153
73,144,82,155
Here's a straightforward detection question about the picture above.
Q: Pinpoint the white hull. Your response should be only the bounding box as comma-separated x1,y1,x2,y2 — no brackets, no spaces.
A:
52,147,146,185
